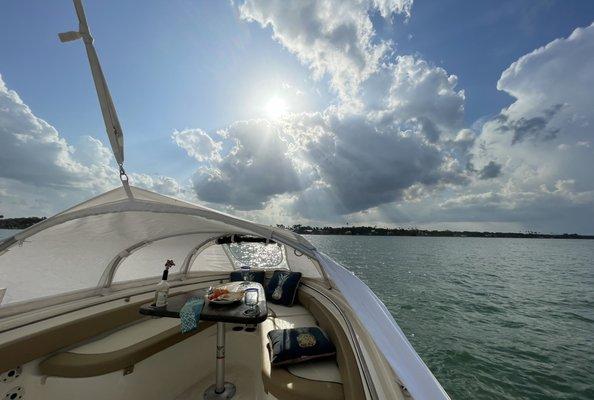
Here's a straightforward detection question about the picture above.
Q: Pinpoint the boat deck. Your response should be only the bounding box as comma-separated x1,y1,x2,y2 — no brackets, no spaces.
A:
175,363,265,400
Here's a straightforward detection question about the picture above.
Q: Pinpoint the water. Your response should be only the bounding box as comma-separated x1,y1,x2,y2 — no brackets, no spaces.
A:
306,235,594,400
0,229,18,241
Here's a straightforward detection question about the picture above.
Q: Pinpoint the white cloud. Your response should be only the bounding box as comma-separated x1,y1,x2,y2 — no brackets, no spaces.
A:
0,75,112,189
0,74,185,217
0,74,124,215
226,1,471,220
169,5,594,233
183,119,312,210
167,0,483,224
371,0,413,19
458,23,594,232
240,0,412,97
289,105,465,216
177,52,471,218
129,173,182,197
473,23,594,188
171,128,222,163
434,180,594,231
362,55,466,141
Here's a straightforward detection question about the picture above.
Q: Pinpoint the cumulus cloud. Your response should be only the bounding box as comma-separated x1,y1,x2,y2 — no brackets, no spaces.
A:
290,108,459,216
364,56,465,134
435,180,594,231
171,7,594,233
240,0,412,97
170,0,480,222
474,23,594,184
0,74,125,216
460,23,594,232
180,120,311,210
130,173,182,196
172,128,222,162
0,74,183,217
0,75,113,189
0,76,118,216
178,52,470,218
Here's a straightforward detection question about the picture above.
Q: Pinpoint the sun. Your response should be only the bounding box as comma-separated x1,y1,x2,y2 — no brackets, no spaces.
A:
264,96,289,119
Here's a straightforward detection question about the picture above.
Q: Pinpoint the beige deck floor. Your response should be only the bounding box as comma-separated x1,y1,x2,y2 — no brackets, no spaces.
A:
175,363,267,400
175,327,269,400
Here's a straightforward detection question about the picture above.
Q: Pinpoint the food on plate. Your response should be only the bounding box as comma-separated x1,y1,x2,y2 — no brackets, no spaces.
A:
207,285,245,302
208,288,229,301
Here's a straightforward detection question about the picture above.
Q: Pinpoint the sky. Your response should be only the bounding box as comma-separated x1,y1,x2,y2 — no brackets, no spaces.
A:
1,0,594,234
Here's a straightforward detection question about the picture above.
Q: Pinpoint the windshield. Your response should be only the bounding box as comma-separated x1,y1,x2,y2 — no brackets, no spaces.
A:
226,242,286,269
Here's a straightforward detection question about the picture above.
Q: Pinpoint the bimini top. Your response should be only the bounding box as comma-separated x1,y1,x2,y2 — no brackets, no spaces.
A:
0,185,319,306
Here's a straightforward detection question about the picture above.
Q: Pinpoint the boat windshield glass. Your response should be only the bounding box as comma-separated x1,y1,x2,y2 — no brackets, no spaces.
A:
226,242,287,269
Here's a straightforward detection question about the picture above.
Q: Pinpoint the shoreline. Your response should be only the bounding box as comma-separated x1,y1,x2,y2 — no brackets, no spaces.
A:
301,233,594,239
289,226,594,240
2,219,593,239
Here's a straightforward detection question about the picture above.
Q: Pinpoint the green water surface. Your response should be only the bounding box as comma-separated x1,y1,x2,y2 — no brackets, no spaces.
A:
307,236,594,400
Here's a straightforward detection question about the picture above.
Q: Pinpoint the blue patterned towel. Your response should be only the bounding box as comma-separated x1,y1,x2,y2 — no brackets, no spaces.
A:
180,297,204,333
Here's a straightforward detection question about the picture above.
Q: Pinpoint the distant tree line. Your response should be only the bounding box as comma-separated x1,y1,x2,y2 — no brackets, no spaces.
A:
1,216,592,239
280,224,594,240
0,217,46,229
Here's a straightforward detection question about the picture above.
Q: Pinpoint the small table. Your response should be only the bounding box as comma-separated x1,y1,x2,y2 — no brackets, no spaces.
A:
140,282,267,399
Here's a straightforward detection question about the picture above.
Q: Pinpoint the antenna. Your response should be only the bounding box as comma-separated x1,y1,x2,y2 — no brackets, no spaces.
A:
60,0,130,190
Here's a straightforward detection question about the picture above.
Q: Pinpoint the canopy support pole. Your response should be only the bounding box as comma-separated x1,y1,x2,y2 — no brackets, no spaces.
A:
60,0,129,190
97,231,228,289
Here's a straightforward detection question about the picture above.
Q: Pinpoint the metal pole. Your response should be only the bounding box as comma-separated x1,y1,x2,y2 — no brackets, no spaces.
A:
215,322,225,393
204,322,235,399
59,0,126,177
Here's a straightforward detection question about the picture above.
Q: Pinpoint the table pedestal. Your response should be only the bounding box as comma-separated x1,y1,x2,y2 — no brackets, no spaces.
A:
204,322,236,399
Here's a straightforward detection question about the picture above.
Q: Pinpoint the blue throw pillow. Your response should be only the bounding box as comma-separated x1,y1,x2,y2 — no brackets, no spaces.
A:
229,270,266,285
265,270,302,306
267,327,336,366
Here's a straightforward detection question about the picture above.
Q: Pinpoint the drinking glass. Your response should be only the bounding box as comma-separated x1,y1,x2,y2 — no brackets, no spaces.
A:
240,265,251,281
244,288,259,312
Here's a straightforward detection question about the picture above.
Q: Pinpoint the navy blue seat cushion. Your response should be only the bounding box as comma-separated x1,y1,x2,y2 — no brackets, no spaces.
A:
265,270,302,306
229,270,266,285
267,327,336,366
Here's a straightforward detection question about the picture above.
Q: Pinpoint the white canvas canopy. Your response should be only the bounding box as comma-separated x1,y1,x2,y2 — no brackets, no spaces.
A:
0,185,319,306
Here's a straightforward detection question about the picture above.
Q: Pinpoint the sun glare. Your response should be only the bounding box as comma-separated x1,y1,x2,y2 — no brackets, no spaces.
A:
264,96,288,119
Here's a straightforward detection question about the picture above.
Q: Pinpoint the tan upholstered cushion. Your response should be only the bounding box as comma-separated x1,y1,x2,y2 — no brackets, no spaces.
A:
39,319,214,378
267,303,311,318
68,318,181,354
0,300,145,373
287,359,343,383
260,318,344,400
